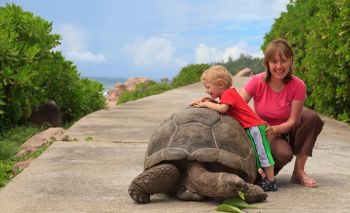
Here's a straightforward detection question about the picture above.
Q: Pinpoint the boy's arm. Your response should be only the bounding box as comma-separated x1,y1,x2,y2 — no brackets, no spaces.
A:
196,100,229,113
190,97,218,106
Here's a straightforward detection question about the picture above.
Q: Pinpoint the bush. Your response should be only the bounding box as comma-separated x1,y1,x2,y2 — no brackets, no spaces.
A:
118,81,173,104
171,64,210,88
263,0,350,123
0,3,105,126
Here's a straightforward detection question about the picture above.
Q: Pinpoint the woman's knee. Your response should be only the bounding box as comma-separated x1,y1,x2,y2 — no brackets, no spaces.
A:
275,150,293,166
301,108,324,128
270,138,293,167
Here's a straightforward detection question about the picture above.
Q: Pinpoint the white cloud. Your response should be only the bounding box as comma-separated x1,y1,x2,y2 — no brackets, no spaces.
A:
66,51,106,63
195,44,221,64
195,42,263,64
222,46,245,62
125,37,187,68
57,24,106,63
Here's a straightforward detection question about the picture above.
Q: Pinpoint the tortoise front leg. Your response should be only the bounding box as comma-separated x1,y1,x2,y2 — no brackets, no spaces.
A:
128,164,180,204
184,162,248,198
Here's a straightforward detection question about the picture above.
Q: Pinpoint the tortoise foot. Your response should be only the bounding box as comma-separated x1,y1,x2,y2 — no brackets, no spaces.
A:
128,182,150,204
128,164,180,204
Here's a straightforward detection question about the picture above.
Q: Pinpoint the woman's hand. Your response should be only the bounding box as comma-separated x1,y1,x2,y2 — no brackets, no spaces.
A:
266,125,277,141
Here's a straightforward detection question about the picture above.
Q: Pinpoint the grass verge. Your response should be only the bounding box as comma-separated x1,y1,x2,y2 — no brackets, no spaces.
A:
0,125,47,187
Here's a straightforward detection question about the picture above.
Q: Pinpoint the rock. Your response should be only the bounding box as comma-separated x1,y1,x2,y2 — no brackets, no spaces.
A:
16,127,64,157
106,84,127,102
30,100,62,127
114,83,128,95
12,159,33,175
124,77,151,91
105,77,151,108
235,68,253,77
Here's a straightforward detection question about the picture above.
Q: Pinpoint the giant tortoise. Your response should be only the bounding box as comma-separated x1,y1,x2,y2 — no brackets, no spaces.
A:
128,107,267,204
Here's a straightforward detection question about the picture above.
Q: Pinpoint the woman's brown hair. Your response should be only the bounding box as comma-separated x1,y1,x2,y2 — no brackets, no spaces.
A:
263,39,293,83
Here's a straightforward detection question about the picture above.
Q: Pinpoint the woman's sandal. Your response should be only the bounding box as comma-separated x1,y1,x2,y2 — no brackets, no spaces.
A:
290,174,318,188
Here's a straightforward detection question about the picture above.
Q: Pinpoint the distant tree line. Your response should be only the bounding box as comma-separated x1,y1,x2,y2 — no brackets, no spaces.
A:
118,57,264,104
216,54,264,75
263,0,350,122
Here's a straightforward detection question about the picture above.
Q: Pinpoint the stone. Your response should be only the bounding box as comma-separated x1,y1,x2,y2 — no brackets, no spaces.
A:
105,77,151,108
124,77,151,91
235,68,253,77
30,100,62,127
12,159,33,175
16,127,64,157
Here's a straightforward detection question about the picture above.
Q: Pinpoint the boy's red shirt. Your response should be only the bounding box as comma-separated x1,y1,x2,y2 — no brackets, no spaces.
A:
219,88,264,128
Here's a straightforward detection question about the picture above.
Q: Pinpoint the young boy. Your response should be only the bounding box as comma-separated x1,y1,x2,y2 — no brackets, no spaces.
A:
191,65,277,192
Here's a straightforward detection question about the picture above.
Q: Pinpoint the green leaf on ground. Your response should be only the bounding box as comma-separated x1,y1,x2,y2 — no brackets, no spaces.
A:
237,191,245,200
216,204,244,213
85,136,93,141
223,198,258,209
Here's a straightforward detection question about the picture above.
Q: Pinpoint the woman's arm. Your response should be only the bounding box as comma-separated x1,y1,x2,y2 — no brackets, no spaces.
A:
239,88,253,103
266,100,304,135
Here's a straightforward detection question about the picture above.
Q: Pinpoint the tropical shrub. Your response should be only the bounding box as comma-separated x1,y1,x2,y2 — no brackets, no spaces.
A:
171,64,210,88
118,81,173,104
263,0,350,122
0,3,105,127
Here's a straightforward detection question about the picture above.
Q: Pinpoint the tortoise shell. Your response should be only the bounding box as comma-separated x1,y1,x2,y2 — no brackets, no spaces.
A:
144,107,256,183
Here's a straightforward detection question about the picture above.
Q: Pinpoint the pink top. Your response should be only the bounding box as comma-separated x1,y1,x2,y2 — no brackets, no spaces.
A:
220,88,264,128
244,72,306,125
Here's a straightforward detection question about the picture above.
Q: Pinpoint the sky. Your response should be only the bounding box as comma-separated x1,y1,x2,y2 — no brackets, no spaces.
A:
2,0,290,80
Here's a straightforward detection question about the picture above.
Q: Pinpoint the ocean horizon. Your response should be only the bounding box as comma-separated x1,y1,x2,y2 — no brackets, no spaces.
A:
84,76,127,93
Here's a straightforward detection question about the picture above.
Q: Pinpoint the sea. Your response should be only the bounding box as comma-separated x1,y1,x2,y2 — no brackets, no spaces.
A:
84,76,127,94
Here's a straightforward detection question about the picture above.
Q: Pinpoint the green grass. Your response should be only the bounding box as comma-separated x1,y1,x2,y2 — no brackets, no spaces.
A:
0,121,77,188
117,81,174,104
117,64,210,105
0,125,43,187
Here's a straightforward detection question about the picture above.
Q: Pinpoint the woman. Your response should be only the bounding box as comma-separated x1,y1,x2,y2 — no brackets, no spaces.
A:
239,39,324,187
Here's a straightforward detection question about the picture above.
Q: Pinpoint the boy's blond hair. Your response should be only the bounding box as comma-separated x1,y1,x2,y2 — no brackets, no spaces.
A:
201,65,232,88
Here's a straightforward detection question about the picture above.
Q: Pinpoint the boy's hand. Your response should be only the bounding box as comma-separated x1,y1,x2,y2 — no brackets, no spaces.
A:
201,97,213,102
190,97,212,107
193,100,210,108
190,98,202,106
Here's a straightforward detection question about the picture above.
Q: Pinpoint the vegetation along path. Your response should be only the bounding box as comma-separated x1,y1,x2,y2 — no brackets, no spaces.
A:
0,77,349,213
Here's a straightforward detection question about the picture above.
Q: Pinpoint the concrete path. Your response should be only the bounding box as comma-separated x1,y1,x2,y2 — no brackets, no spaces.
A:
0,77,349,213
